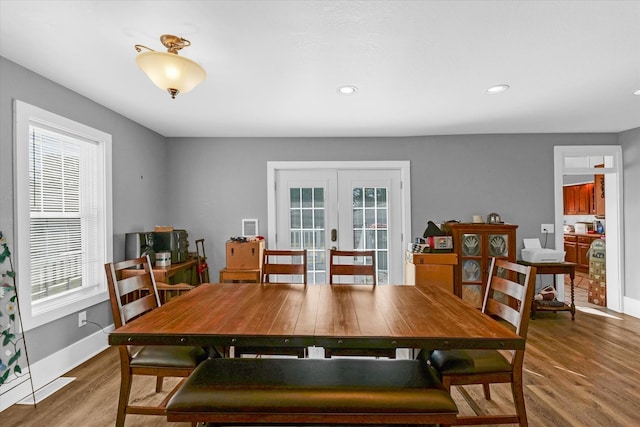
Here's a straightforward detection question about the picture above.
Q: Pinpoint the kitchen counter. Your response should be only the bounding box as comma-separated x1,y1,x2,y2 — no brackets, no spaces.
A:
564,232,605,238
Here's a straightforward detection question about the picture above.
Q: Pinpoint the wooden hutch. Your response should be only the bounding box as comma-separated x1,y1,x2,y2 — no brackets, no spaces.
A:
446,223,518,308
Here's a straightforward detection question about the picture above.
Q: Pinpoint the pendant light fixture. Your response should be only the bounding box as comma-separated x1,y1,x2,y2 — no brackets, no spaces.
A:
134,34,206,99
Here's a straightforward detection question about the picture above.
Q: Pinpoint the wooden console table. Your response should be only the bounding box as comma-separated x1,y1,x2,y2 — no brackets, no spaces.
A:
219,268,261,283
518,261,576,320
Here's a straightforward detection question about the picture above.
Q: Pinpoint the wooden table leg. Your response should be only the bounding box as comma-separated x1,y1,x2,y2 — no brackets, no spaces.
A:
569,269,576,320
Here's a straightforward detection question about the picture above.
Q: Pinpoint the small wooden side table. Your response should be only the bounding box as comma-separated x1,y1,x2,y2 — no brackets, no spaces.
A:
518,261,577,320
219,268,261,283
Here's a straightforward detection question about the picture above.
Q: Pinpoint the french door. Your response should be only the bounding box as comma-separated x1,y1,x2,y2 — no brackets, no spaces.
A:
267,162,411,285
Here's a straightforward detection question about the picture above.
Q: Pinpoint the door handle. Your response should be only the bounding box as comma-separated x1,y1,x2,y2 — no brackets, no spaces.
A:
331,229,337,242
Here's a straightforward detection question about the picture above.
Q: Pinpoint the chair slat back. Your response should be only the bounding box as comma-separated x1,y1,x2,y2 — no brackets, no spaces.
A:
262,249,307,284
482,257,536,342
105,255,161,329
329,249,376,285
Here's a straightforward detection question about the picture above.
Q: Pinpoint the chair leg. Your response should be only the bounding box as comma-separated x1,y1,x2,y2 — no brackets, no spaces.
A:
440,376,452,427
483,383,492,400
156,376,164,392
116,369,132,427
512,375,529,426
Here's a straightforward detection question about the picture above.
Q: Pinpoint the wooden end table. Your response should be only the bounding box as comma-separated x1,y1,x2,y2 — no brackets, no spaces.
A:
518,261,576,320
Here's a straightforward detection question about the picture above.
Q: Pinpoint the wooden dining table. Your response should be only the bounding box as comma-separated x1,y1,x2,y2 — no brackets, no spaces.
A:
109,282,523,352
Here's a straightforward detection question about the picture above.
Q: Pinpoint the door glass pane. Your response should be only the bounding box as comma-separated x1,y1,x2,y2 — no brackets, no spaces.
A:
290,188,300,208
352,186,389,284
302,209,313,228
353,208,363,228
290,186,325,284
302,188,313,208
314,188,324,207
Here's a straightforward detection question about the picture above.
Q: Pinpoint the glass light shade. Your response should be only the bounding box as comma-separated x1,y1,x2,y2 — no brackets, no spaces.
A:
136,51,206,95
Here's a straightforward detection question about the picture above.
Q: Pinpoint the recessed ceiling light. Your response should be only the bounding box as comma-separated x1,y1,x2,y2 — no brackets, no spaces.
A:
634,89,640,96
337,85,358,95
486,84,510,95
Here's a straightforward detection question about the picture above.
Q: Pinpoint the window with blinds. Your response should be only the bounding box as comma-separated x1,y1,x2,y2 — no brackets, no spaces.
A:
29,125,100,301
14,100,112,331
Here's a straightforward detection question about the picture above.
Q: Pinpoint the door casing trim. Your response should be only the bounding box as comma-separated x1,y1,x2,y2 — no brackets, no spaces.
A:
267,161,412,283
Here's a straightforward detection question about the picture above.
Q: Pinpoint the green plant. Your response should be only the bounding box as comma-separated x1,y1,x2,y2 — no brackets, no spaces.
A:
0,230,25,385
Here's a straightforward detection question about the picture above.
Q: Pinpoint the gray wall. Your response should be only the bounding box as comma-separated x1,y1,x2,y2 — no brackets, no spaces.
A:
0,57,169,362
620,127,640,300
165,134,617,276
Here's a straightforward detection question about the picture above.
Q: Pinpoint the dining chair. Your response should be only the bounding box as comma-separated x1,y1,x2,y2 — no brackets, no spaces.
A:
105,255,207,427
329,249,377,285
235,249,308,358
425,257,537,426
325,249,395,358
262,248,308,284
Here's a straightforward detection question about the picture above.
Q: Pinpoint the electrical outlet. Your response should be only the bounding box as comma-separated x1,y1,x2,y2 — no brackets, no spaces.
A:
78,311,87,327
541,224,555,233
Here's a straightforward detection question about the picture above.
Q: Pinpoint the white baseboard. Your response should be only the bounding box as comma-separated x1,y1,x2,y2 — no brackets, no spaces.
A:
0,324,114,412
623,296,640,319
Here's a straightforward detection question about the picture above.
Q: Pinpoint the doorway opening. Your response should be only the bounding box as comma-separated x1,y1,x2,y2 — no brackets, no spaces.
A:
554,146,624,312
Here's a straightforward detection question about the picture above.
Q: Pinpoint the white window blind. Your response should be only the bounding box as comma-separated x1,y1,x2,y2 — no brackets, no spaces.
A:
28,125,101,301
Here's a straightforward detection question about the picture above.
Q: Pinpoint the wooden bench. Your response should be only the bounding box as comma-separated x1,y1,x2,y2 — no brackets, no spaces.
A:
166,358,458,425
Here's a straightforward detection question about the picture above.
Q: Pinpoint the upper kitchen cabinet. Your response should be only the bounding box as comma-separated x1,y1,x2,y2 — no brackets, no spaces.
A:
563,182,595,215
563,185,578,215
594,165,605,218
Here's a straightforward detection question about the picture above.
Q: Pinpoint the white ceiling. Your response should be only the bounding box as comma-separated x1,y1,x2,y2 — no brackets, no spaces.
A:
1,0,639,138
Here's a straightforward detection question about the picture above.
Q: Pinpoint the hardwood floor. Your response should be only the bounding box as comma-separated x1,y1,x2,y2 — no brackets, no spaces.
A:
2,285,639,426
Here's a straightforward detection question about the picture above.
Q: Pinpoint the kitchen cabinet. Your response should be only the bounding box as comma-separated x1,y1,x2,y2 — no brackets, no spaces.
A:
577,236,593,269
448,223,518,308
563,183,594,215
563,235,577,263
594,173,605,217
563,233,603,272
563,186,577,215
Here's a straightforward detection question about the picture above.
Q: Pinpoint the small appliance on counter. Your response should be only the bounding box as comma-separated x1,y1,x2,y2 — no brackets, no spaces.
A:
154,229,189,263
125,231,155,264
574,222,593,234
125,228,190,265
521,238,565,263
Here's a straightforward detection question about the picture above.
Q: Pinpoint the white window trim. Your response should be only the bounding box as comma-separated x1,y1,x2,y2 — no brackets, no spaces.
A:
13,100,113,331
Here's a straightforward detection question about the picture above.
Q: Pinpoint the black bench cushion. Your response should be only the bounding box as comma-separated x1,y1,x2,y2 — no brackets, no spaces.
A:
429,349,512,375
167,358,458,415
130,345,207,369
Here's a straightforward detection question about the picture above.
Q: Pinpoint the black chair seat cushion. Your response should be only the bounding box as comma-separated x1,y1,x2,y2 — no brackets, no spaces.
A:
131,345,207,369
429,349,511,375
167,358,458,414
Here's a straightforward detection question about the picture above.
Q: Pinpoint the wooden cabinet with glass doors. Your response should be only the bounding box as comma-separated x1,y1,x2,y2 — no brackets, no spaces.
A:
447,223,518,308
